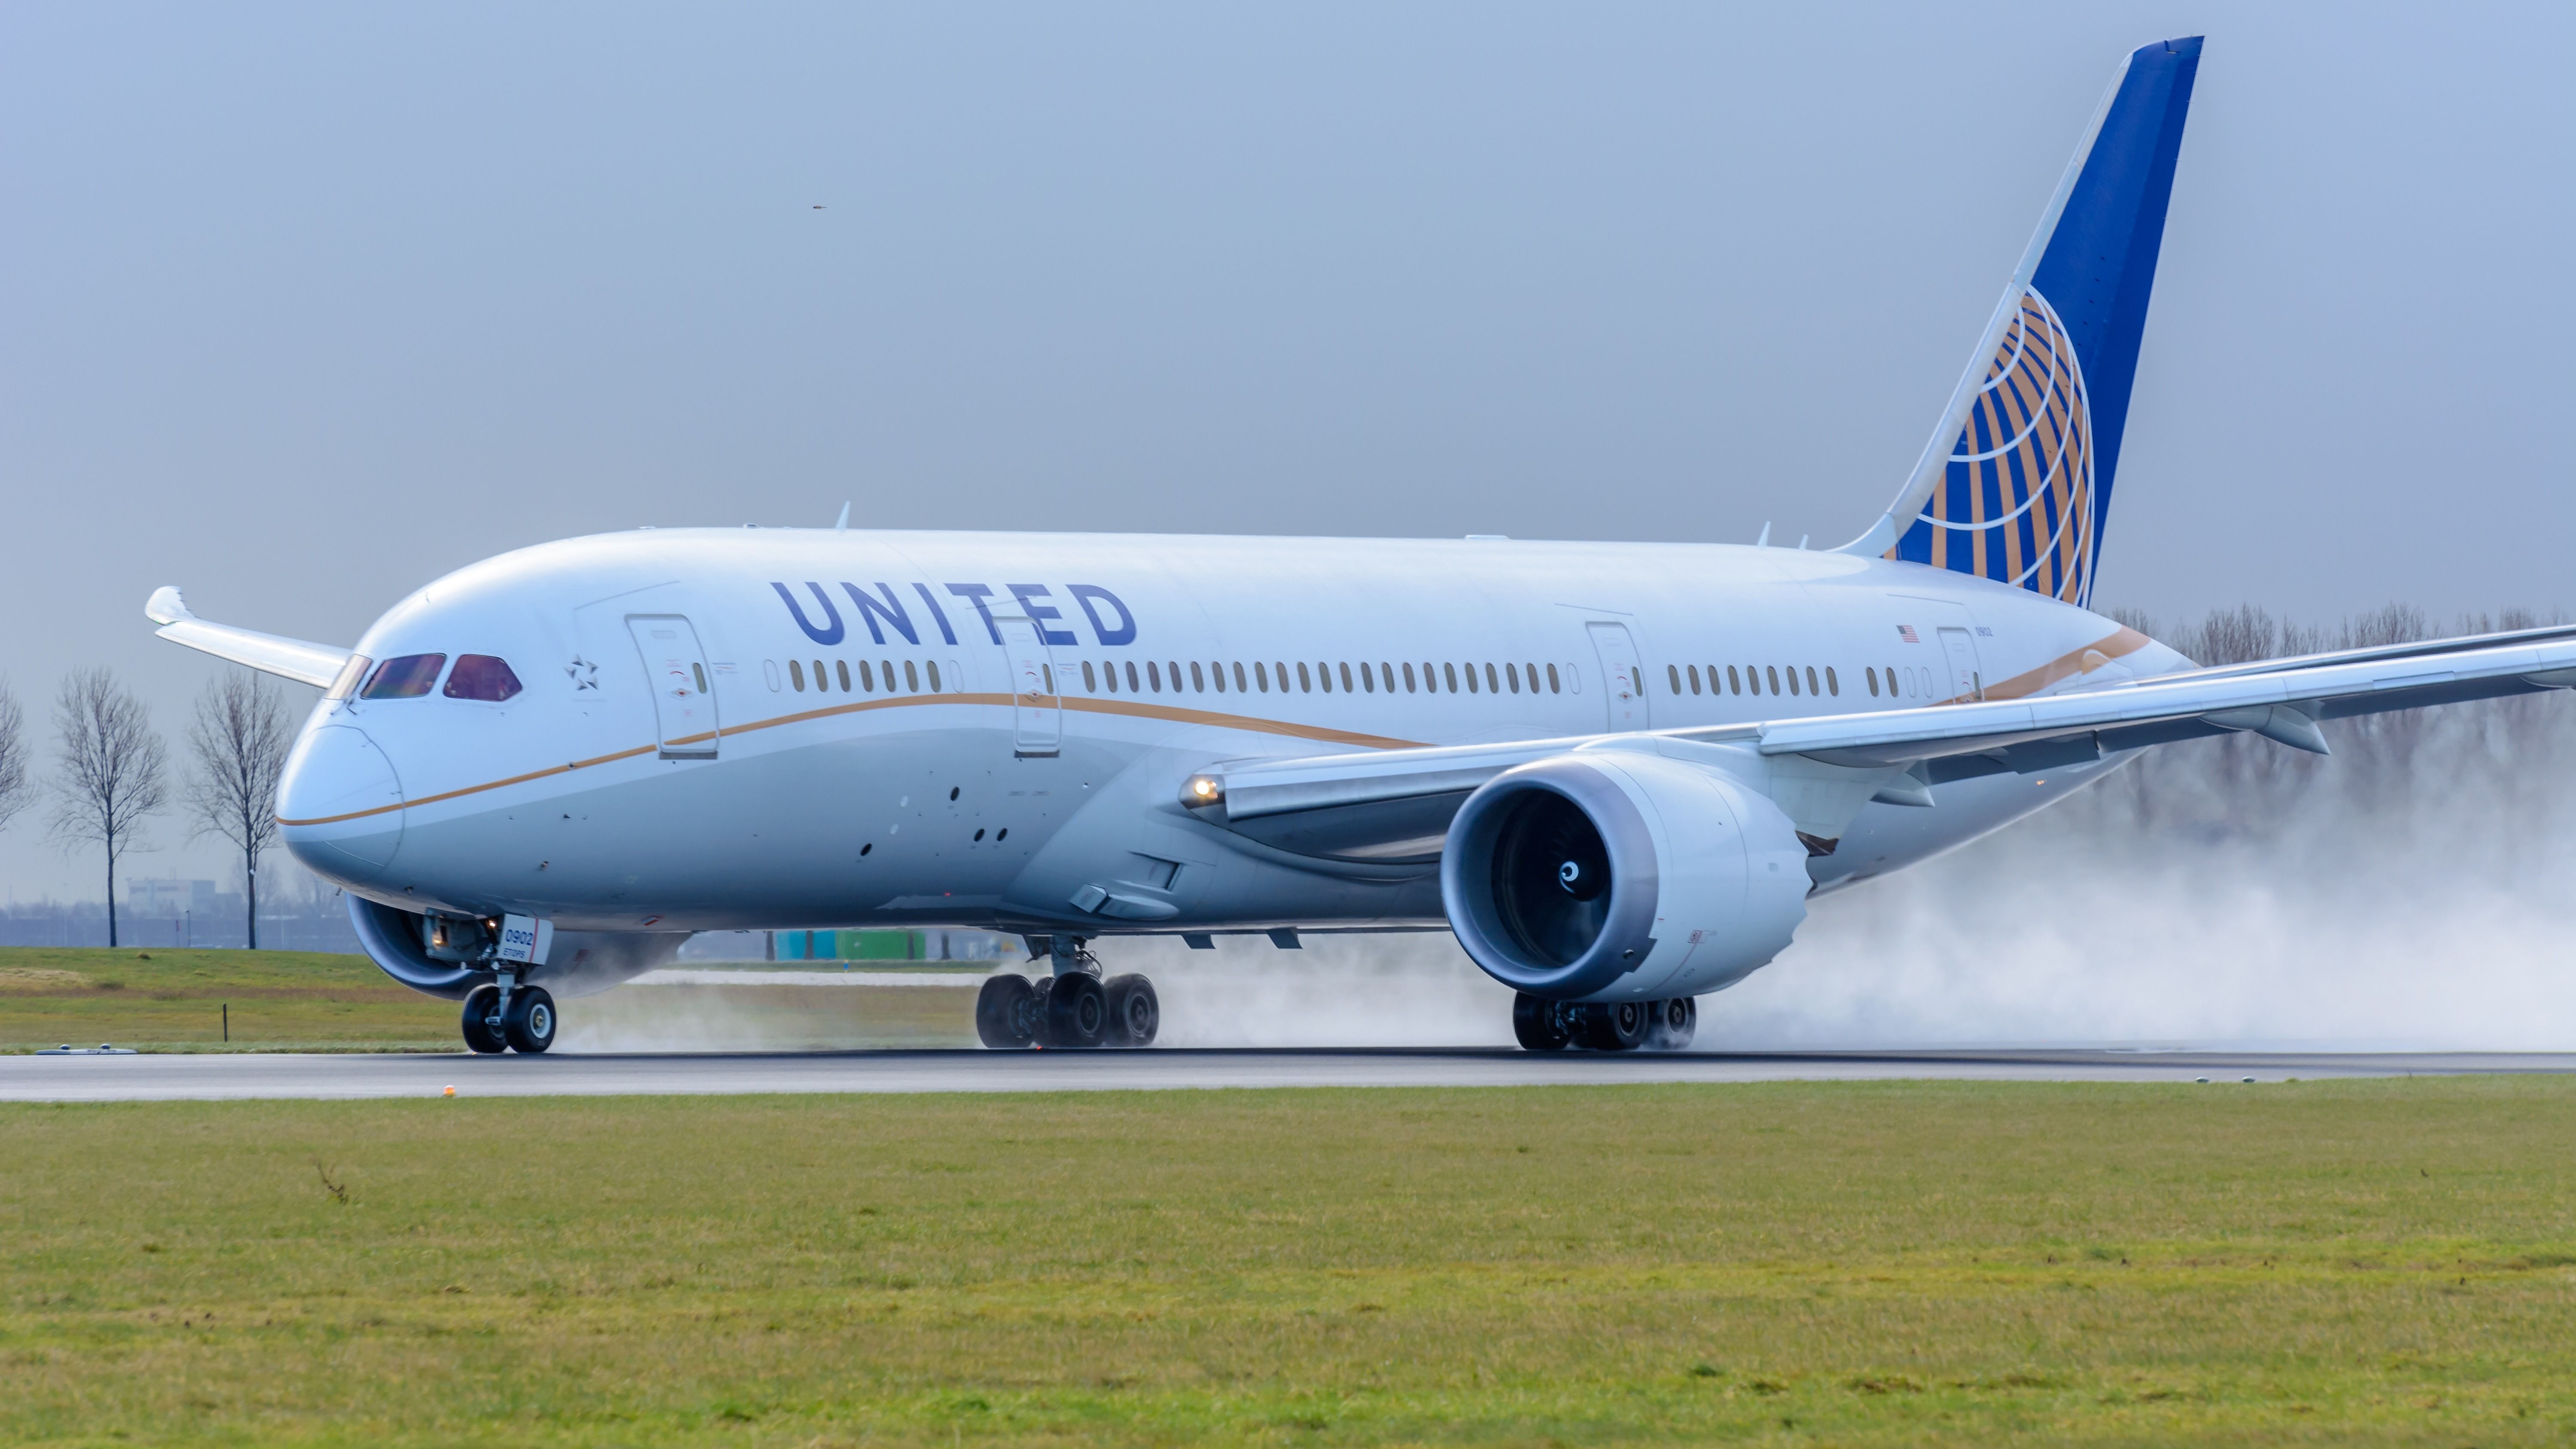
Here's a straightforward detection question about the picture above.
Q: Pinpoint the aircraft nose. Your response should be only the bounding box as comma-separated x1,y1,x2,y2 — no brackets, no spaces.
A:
277,723,407,878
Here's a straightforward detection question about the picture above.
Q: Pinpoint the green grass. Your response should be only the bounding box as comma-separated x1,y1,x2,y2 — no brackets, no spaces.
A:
0,946,456,1053
7,1079,2576,1445
0,948,982,1054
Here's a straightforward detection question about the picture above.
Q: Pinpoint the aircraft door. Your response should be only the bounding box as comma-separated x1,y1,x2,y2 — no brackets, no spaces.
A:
996,615,1062,757
1937,626,1984,702
1586,622,1651,731
627,615,720,758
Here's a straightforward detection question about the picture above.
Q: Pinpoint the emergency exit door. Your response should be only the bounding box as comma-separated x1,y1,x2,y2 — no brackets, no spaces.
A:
627,615,720,758
1586,621,1651,731
996,616,1061,756
1937,626,1984,702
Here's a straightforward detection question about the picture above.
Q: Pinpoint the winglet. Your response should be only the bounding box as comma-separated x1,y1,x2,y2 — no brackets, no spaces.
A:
145,585,193,627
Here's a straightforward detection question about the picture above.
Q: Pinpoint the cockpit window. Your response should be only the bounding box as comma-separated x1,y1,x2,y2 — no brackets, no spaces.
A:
325,654,373,702
361,653,447,699
443,654,523,702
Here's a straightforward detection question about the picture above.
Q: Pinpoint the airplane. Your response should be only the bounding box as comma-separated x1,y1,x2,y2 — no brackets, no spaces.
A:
146,36,2576,1056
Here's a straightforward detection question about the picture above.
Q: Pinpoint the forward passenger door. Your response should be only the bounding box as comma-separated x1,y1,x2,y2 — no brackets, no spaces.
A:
627,615,720,759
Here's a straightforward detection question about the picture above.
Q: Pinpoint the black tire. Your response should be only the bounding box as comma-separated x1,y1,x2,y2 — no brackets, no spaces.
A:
460,984,506,1055
1512,992,1575,1051
1578,999,1648,1052
975,974,1039,1048
1042,972,1108,1049
1644,996,1697,1051
1103,974,1159,1048
502,985,557,1054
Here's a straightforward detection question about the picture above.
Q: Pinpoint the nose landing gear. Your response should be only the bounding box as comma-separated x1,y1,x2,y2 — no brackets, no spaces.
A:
975,936,1160,1049
459,976,557,1054
1513,991,1697,1052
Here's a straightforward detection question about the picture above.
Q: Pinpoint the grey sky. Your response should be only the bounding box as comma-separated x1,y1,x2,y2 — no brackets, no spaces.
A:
4,2,2571,896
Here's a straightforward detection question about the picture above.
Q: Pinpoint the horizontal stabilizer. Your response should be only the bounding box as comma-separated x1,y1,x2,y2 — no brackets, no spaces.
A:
146,586,353,690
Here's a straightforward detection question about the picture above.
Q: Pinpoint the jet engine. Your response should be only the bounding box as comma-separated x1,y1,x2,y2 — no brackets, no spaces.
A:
347,896,687,1000
1440,747,1810,1002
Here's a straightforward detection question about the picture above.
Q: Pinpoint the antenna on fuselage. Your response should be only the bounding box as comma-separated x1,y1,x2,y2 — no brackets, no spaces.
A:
833,501,851,531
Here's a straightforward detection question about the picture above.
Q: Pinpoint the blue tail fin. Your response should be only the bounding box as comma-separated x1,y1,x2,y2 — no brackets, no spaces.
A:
1845,37,2201,607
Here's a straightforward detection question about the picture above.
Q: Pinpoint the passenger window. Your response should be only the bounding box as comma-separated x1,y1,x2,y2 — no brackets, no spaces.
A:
1825,666,1838,696
1480,663,1495,694
1124,661,1139,693
1686,665,1701,696
1765,665,1780,694
1546,663,1561,694
443,654,522,702
1316,663,1333,694
1168,661,1184,692
1403,662,1418,693
1359,662,1375,693
830,660,846,692
927,660,943,692
762,659,780,692
902,660,920,692
1787,667,1801,696
1147,661,1162,693
1444,662,1458,693
1083,660,1099,693
787,658,806,693
1505,663,1519,694
1866,666,1879,697
1463,663,1478,694
1339,662,1354,693
1807,666,1820,696
1253,661,1269,692
1297,662,1312,692
1190,661,1206,692
1234,662,1249,692
856,660,872,691
1728,665,1741,695
1666,664,1680,695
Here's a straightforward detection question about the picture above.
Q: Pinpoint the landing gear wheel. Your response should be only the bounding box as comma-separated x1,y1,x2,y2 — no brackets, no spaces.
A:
1512,992,1576,1052
1579,1000,1649,1052
1644,997,1697,1051
975,974,1040,1048
1043,972,1108,1049
502,985,557,1054
1103,974,1159,1048
460,984,506,1055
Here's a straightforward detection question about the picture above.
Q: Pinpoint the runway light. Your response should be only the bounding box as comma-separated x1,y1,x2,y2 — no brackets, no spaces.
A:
443,1086,456,1097
2242,1076,2257,1084
2194,1076,2209,1084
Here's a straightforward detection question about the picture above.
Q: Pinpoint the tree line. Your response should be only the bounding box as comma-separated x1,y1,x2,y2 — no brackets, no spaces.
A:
0,671,293,949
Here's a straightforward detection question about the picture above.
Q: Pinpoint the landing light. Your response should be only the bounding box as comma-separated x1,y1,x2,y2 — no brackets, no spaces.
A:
1182,775,1224,809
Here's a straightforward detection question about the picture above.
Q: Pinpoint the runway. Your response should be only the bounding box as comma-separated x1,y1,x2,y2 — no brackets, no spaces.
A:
4,1047,2572,1102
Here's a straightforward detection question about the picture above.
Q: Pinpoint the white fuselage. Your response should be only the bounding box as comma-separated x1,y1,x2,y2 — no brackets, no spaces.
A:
277,529,2187,940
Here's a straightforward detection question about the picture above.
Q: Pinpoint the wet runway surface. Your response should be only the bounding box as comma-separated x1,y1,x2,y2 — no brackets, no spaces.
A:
5,1047,2573,1101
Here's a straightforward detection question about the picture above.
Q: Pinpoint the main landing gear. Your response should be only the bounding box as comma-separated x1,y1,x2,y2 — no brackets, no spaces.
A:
977,936,1159,1049
461,977,557,1055
1512,992,1695,1052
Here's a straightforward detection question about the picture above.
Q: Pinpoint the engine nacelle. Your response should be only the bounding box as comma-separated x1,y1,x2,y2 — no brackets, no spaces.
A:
1440,746,1810,1002
347,896,687,1001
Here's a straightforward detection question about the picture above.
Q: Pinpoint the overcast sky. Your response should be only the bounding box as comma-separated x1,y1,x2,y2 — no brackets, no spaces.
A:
3,1,2571,898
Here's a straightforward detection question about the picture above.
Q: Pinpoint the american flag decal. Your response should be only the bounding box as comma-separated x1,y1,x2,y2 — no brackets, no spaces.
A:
1897,624,1920,644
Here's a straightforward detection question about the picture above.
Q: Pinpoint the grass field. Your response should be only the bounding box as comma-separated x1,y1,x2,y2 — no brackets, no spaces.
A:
0,948,982,1054
7,1078,2576,1445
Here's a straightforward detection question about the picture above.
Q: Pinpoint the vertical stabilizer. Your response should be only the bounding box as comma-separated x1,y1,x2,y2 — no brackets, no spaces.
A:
1839,37,2201,608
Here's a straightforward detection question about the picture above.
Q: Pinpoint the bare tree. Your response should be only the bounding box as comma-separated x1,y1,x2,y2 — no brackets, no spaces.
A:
0,680,30,837
50,669,169,948
185,672,294,950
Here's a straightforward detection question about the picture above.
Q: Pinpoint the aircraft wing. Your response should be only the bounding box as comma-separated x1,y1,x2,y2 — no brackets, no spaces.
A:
146,587,355,691
1185,627,2576,859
